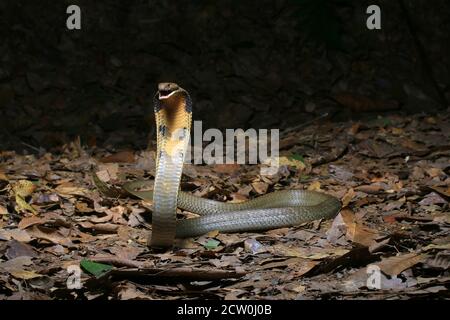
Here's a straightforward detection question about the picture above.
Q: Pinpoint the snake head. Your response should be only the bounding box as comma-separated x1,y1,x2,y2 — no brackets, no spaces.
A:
157,82,183,100
155,82,192,113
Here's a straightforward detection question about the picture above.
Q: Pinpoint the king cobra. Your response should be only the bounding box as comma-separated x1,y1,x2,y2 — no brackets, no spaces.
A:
123,82,341,249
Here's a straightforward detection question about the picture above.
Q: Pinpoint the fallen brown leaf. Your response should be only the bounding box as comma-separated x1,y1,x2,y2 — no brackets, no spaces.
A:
26,225,73,247
100,150,135,163
10,270,43,280
341,188,355,207
212,164,241,174
251,181,268,194
376,252,428,277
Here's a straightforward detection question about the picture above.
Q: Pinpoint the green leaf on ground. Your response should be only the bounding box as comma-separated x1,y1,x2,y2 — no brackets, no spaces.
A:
80,259,113,277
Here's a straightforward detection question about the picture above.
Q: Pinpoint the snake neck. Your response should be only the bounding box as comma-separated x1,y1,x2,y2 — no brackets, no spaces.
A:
151,83,192,248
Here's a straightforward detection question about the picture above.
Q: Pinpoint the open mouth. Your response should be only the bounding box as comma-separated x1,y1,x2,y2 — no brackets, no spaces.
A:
158,89,174,99
158,82,180,99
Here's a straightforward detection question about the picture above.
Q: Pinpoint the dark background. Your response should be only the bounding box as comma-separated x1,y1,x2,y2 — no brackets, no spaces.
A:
0,0,449,152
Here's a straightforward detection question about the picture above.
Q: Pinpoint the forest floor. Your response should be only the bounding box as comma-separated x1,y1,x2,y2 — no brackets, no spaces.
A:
0,110,449,300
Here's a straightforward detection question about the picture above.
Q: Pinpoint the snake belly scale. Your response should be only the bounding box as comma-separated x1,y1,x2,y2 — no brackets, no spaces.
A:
123,83,341,249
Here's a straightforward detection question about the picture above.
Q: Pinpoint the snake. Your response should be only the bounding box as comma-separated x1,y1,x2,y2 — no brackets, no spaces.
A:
123,82,341,249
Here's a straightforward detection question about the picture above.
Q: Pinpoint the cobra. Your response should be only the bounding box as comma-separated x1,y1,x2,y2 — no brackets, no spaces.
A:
124,82,341,249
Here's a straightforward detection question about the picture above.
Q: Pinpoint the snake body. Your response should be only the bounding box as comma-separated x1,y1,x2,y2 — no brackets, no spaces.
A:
124,83,341,249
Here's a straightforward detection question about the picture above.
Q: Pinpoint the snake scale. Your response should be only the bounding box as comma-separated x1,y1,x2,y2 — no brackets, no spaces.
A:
123,83,341,249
